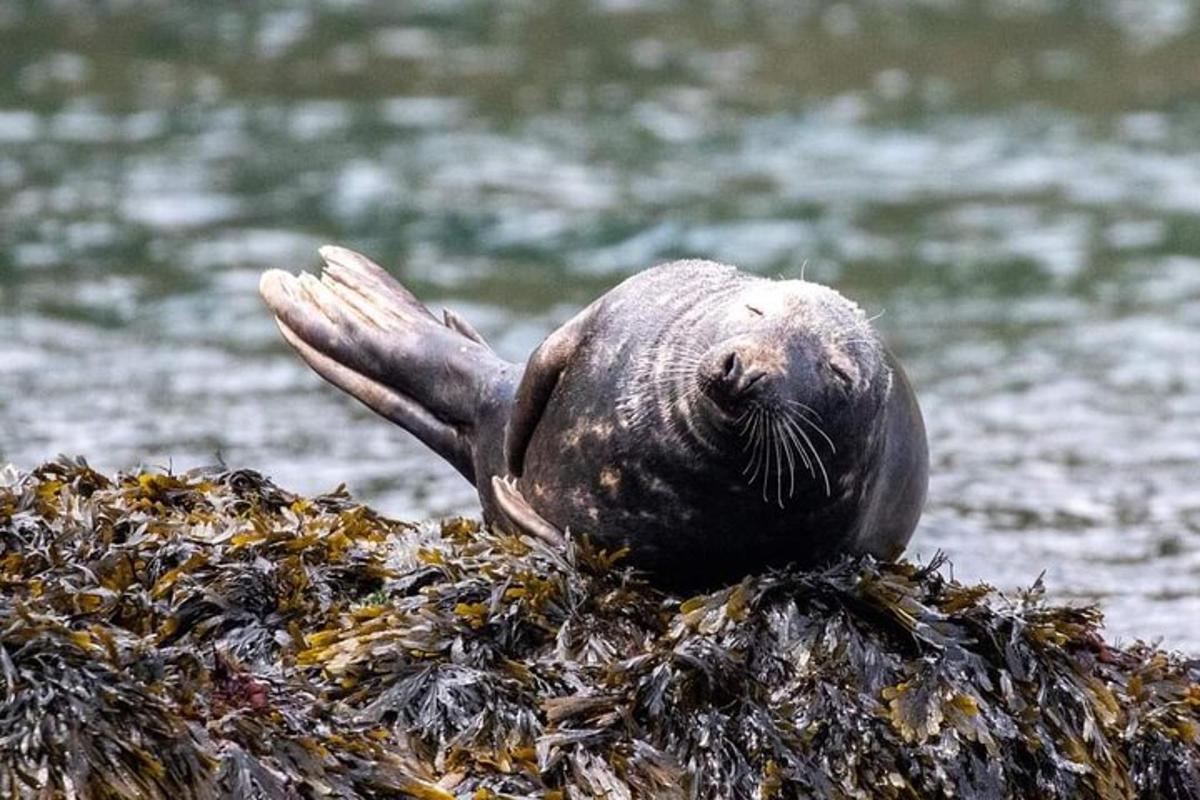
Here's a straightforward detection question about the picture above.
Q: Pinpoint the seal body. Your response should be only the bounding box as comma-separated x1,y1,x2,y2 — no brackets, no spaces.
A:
261,249,928,588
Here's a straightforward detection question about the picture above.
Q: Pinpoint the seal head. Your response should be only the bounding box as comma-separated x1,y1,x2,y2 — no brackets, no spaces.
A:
686,280,892,502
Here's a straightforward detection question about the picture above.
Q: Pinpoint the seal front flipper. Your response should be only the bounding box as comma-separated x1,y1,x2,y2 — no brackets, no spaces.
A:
272,318,470,475
490,475,566,546
504,305,595,476
260,246,512,484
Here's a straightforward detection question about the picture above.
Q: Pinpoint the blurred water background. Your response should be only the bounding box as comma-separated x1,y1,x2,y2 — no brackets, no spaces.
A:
1,0,1198,647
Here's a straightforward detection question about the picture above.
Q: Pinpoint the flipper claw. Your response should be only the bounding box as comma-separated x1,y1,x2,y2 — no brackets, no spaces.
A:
491,475,566,547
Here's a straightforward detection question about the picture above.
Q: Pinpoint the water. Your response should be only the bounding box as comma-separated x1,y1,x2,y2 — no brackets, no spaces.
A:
2,0,1199,648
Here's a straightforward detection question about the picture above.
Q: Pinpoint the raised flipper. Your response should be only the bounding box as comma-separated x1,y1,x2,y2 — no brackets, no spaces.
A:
273,319,471,476
260,246,510,484
504,306,595,476
490,476,565,546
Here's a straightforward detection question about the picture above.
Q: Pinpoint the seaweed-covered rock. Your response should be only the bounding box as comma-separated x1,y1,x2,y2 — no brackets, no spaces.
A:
1,457,1198,799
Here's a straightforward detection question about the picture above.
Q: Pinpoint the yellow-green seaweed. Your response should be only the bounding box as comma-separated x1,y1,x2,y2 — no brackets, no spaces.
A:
1,457,1198,799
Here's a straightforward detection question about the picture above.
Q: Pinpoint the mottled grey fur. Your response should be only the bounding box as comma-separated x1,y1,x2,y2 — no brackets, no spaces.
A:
261,248,928,587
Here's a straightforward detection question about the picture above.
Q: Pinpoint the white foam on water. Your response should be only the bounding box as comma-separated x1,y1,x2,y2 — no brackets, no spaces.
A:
0,110,39,143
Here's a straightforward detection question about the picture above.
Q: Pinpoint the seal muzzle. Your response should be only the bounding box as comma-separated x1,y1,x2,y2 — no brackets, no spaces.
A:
699,335,797,413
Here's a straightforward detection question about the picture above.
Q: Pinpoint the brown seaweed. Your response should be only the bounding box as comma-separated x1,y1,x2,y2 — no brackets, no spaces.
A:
1,456,1198,798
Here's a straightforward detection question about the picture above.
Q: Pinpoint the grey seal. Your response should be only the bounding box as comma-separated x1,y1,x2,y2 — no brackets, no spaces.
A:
260,247,928,587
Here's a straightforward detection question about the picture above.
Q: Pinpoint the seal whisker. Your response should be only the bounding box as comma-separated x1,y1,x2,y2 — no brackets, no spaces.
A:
779,411,814,476
760,412,773,503
745,412,761,480
755,408,770,496
776,414,797,502
786,401,837,454
801,418,837,456
785,410,832,496
756,409,772,500
737,407,758,445
786,400,825,422
763,416,775,502
743,407,766,481
801,417,837,456
659,361,704,375
772,417,785,508
740,408,759,458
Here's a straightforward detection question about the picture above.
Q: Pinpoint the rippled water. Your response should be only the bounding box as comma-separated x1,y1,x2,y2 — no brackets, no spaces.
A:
2,1,1198,647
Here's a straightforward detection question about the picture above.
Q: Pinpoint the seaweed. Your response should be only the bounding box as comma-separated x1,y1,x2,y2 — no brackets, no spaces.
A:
1,457,1198,799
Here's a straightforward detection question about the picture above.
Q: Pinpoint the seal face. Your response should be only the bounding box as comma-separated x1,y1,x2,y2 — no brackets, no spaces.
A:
261,250,928,589
619,269,882,505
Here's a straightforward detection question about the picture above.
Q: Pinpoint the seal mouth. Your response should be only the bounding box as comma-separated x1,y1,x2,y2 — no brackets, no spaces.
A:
740,369,767,396
701,350,773,414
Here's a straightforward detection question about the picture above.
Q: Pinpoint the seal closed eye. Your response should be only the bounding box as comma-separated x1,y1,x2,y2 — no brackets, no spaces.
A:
260,248,929,588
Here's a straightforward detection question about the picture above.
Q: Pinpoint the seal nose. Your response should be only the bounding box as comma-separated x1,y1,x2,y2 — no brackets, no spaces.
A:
704,347,769,403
